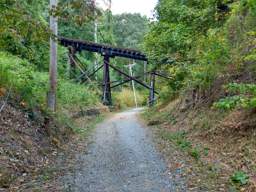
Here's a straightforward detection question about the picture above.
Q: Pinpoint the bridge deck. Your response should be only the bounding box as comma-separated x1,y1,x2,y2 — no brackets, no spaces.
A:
59,37,148,61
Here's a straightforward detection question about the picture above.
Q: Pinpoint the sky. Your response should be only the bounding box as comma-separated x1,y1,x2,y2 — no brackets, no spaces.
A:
97,0,158,18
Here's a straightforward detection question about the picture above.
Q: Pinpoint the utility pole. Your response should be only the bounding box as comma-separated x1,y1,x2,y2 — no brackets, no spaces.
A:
47,0,58,111
109,0,112,10
105,0,113,44
93,0,98,79
127,62,138,108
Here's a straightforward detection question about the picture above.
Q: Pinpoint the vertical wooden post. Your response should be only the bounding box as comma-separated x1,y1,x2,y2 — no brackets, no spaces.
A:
68,47,76,79
144,61,148,82
149,72,156,106
47,0,58,111
102,55,112,105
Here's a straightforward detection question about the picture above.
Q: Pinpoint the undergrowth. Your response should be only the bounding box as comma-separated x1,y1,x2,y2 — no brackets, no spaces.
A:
113,88,147,109
160,130,203,161
0,51,99,110
0,51,102,146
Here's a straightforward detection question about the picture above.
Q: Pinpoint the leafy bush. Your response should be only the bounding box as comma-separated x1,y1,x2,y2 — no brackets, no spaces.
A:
144,0,256,106
0,51,99,109
188,29,229,89
57,79,99,108
0,52,35,101
231,171,249,186
214,83,256,110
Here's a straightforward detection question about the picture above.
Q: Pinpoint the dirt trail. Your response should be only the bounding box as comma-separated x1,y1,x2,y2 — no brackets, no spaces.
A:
64,108,179,192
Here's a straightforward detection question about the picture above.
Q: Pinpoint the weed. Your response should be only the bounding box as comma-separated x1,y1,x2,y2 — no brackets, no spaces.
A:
201,118,211,130
230,171,249,186
161,129,209,160
39,167,58,182
189,147,201,160
169,115,177,125
177,140,192,150
203,147,209,156
161,130,186,141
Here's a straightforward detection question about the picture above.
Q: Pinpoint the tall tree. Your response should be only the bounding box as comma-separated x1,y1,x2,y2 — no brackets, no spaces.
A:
112,13,149,49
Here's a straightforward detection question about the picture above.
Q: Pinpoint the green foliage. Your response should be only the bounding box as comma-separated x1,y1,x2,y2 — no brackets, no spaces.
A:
203,147,210,156
214,96,246,110
144,0,226,62
159,128,211,160
0,0,97,71
0,0,150,110
144,0,256,104
161,130,189,149
225,83,256,95
189,147,201,160
243,31,256,63
113,13,149,49
231,171,249,186
214,83,256,110
0,0,50,69
113,88,147,109
0,52,99,109
58,0,97,24
167,65,188,93
0,52,35,102
57,79,99,108
98,10,115,45
188,29,229,88
210,1,256,111
59,10,150,84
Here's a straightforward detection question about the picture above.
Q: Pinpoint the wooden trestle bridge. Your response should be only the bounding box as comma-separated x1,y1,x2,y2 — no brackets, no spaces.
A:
59,37,169,106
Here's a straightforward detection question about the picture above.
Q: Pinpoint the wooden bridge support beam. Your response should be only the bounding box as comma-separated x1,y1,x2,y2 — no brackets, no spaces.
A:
144,61,148,82
149,72,156,106
102,55,112,106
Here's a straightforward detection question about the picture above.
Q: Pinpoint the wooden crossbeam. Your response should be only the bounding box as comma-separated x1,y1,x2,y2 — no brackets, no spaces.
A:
110,74,146,89
108,63,158,94
59,37,148,61
153,71,172,80
111,78,136,89
69,54,92,82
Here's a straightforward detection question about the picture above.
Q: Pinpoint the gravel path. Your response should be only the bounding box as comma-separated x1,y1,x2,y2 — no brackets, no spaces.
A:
64,108,176,192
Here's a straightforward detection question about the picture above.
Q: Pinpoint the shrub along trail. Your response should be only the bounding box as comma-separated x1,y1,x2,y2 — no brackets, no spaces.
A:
62,108,186,192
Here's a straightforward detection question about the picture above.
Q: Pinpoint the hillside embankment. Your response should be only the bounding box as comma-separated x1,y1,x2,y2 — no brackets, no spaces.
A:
143,99,256,191
0,98,107,191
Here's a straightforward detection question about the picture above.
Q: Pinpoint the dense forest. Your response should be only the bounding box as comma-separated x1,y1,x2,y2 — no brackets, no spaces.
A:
145,0,256,110
1,0,256,191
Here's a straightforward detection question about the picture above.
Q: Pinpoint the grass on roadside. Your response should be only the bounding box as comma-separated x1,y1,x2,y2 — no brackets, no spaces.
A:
159,130,203,160
72,115,104,137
